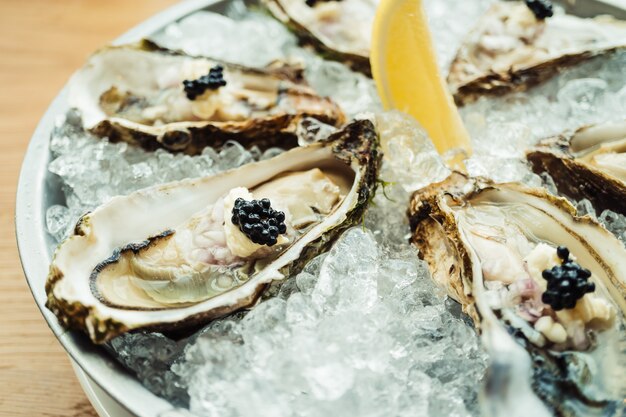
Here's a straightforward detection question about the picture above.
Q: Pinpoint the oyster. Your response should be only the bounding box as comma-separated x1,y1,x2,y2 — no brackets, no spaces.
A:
46,120,380,343
528,119,626,216
69,40,345,154
263,0,376,75
448,1,626,105
409,172,626,416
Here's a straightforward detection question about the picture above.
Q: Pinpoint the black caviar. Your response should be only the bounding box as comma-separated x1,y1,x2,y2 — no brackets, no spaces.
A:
541,245,595,311
183,65,227,100
231,198,287,246
525,0,554,20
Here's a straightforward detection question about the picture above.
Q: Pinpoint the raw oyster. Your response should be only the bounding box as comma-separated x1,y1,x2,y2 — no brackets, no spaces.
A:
45,120,380,343
528,119,626,216
69,40,345,154
409,172,626,416
263,0,377,75
448,1,626,105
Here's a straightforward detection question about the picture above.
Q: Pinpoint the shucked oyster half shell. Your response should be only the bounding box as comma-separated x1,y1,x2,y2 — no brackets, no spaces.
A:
45,120,381,343
263,0,377,75
69,40,345,155
409,172,626,416
528,119,626,216
448,1,626,106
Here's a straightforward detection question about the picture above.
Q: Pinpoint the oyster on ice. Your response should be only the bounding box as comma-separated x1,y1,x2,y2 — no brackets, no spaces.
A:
45,120,381,343
263,0,377,75
448,1,626,105
69,40,345,154
528,119,626,216
409,173,626,416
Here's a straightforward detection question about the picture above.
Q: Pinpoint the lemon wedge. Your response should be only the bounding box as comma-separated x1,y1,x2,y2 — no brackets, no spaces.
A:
370,0,472,157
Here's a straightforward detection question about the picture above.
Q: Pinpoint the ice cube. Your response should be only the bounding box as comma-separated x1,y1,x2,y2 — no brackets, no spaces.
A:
599,209,626,243
304,361,355,400
376,111,450,192
45,205,70,241
557,78,610,124
575,198,597,219
153,11,294,67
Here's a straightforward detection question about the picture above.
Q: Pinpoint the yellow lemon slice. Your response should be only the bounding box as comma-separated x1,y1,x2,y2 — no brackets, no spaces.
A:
370,0,472,157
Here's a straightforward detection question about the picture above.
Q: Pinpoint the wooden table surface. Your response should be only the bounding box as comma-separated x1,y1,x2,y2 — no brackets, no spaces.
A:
0,1,179,416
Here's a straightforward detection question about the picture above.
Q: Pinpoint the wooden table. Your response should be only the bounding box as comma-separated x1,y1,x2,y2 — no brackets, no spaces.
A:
0,1,178,416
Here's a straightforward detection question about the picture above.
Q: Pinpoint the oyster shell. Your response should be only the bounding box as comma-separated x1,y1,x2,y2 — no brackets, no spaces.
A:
409,172,626,416
46,119,381,343
528,119,626,216
263,0,376,75
69,40,345,154
448,1,626,105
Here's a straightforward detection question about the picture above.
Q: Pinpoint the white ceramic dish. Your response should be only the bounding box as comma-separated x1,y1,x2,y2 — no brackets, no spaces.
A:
71,359,134,417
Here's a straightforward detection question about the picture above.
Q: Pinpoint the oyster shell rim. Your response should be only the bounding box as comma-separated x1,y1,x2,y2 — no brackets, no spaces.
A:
262,0,373,76
407,171,626,415
527,121,626,217
45,119,381,343
447,1,626,106
70,39,347,155
408,171,626,322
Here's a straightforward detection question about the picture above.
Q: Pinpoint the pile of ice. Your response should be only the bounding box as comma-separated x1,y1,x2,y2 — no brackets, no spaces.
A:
179,225,485,417
423,0,495,73
461,52,626,183
111,223,487,416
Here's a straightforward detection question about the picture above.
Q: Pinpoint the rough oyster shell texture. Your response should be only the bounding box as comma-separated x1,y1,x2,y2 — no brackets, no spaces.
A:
409,172,626,416
448,1,626,105
263,0,377,75
528,119,626,216
69,40,345,155
46,120,381,343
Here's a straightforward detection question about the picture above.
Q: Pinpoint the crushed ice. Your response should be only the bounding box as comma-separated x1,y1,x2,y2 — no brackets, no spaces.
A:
461,52,626,184
178,226,487,417
153,1,381,119
42,0,626,415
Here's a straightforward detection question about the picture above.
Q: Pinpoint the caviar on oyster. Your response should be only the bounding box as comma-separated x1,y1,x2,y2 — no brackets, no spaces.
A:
409,173,625,416
540,246,596,312
524,0,553,20
448,1,626,105
45,120,381,343
263,0,377,75
450,199,615,349
183,65,228,100
528,119,626,216
69,40,345,155
231,198,287,246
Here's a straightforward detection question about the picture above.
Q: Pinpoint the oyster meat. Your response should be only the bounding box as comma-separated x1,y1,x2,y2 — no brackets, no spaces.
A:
409,173,626,416
46,120,380,343
263,0,377,75
528,119,626,216
69,40,345,154
448,1,626,105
